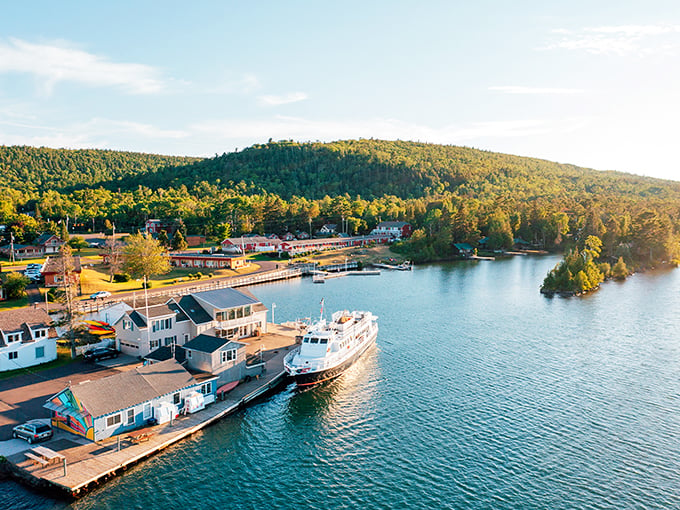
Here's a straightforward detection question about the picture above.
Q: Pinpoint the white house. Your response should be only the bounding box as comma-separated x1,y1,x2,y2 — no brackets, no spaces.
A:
114,302,194,358
0,308,57,372
113,288,268,358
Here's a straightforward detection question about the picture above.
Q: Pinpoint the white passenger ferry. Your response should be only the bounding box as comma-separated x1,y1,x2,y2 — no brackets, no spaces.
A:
284,309,378,386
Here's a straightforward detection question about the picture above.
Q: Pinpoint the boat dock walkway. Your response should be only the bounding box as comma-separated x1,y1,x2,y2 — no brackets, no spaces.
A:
4,327,298,497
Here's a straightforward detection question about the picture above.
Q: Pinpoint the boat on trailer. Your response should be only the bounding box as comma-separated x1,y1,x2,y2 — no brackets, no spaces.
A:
284,309,378,387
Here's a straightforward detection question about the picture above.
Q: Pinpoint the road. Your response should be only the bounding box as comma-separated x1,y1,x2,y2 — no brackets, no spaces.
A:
0,357,138,441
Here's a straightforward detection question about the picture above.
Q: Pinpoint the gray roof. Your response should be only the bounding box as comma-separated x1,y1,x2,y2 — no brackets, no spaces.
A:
128,310,147,329
167,302,190,322
64,359,197,417
184,334,246,354
145,345,187,364
192,287,260,310
175,295,213,324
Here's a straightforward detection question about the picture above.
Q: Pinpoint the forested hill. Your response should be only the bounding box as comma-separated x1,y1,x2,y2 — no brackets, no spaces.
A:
89,139,680,201
0,145,199,192
1,140,679,202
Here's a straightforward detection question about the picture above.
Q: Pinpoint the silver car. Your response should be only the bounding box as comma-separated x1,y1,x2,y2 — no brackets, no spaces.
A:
12,420,53,444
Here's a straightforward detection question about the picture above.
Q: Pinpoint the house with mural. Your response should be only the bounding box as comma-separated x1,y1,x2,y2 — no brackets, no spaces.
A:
44,359,217,441
0,308,58,372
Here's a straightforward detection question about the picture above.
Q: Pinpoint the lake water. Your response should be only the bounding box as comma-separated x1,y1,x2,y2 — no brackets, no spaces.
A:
5,255,680,509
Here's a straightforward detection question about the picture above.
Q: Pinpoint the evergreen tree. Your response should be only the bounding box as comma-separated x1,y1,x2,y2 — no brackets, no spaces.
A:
171,230,188,251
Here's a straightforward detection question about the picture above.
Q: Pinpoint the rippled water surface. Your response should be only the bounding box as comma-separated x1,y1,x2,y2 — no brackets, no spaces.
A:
7,256,680,509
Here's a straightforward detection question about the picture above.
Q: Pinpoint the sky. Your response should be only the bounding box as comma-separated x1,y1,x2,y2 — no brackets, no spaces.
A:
1,1,679,181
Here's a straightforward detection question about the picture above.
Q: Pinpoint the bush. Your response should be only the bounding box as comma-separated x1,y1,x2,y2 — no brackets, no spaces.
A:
142,280,152,289
113,273,131,282
194,272,203,279
208,272,214,278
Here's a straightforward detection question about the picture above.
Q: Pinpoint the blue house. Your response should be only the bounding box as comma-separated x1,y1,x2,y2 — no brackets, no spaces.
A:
45,359,217,441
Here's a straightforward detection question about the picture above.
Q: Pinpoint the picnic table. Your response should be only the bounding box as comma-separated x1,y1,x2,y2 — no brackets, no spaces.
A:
25,446,65,467
127,427,155,443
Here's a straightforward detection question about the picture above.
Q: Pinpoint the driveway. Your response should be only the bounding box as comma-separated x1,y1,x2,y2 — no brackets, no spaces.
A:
0,357,140,441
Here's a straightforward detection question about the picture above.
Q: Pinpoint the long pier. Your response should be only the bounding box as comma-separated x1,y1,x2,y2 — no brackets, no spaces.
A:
4,336,296,498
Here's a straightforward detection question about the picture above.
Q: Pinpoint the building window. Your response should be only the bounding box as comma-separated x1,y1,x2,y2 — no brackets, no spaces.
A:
8,351,18,360
123,319,133,331
200,382,211,395
35,346,45,359
173,393,180,405
164,336,176,346
150,339,160,350
244,305,251,316
34,329,47,339
183,334,189,344
126,408,135,425
6,332,21,343
186,350,192,359
106,414,122,428
143,403,152,420
221,349,236,363
152,318,172,332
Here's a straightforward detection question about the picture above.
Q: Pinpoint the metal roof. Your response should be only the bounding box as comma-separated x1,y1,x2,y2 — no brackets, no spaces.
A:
183,334,246,354
192,287,259,310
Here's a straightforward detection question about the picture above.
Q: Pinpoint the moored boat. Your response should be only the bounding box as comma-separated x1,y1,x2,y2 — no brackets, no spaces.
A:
284,309,378,386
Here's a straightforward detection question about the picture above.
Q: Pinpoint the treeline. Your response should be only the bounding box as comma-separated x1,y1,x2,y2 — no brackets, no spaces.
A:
0,140,679,272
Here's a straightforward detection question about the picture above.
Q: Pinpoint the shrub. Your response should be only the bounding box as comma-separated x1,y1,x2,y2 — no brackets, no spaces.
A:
113,273,131,283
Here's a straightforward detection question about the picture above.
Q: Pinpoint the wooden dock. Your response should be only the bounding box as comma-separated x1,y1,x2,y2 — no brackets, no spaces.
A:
5,344,294,498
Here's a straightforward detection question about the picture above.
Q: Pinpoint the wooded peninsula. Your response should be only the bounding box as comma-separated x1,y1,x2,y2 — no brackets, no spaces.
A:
1,139,679,293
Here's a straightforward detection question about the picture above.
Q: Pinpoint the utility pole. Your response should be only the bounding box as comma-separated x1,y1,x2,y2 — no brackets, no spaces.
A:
9,233,14,263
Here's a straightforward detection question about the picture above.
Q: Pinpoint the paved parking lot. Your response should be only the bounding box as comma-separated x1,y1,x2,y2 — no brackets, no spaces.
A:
0,356,140,441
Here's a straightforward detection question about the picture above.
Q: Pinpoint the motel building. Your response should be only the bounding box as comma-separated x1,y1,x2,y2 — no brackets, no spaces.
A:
168,252,249,271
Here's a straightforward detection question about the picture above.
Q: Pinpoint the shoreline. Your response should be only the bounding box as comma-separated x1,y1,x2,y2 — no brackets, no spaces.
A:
1,326,299,500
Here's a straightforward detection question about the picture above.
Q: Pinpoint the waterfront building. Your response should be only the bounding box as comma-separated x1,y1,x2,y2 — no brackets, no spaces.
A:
113,288,268,358
0,308,58,372
182,334,256,386
44,359,217,441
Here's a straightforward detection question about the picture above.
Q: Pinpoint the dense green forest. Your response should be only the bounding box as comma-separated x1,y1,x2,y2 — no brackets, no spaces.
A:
1,140,679,277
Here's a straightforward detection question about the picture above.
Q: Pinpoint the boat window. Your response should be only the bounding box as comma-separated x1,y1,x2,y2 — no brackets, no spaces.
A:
310,338,319,344
320,339,328,344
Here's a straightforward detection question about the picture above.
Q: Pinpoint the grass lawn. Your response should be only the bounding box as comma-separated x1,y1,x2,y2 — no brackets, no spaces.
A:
78,261,262,296
0,345,74,381
0,296,29,310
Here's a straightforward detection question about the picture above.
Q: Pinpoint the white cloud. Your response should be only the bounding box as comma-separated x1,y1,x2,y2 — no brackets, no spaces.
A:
258,92,308,106
0,38,165,95
543,24,680,56
489,86,584,95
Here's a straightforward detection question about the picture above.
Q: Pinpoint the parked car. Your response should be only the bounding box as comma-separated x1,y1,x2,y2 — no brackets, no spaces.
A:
83,347,119,362
12,420,53,444
90,290,112,300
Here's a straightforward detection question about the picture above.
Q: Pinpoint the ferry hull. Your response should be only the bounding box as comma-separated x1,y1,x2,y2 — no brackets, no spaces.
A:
291,331,377,387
